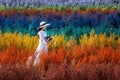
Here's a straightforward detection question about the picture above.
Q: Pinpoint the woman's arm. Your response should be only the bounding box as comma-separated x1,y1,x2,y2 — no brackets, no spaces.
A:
38,35,39,38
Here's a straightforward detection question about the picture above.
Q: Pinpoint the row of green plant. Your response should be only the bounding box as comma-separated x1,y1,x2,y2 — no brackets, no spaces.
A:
0,5,120,11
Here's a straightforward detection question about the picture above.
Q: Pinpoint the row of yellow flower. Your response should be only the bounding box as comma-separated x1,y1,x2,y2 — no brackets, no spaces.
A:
0,30,120,52
49,30,120,49
80,30,120,48
0,31,38,51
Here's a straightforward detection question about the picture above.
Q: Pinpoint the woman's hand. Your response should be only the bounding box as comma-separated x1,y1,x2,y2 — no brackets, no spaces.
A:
45,36,53,42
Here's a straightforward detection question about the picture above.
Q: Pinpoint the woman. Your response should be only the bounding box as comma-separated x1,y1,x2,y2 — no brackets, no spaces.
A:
33,21,51,66
27,21,52,66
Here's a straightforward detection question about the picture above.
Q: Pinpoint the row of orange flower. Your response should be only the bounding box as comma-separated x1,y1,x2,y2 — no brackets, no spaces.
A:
0,8,118,17
0,44,120,70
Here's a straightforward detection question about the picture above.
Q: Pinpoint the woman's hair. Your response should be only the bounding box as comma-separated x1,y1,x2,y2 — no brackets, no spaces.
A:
38,27,44,31
38,26,46,31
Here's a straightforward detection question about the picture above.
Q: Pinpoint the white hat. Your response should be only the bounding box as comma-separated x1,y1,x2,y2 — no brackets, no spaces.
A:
37,21,50,30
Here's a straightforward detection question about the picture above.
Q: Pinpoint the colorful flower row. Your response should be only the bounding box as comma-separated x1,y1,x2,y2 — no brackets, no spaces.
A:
0,42,120,69
0,0,119,7
0,31,120,51
0,8,120,37
0,63,120,80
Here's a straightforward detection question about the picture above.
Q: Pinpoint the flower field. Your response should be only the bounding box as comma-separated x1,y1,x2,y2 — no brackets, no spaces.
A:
0,6,120,80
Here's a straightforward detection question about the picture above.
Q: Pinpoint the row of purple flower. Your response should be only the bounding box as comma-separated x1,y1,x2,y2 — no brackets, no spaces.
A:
0,0,119,7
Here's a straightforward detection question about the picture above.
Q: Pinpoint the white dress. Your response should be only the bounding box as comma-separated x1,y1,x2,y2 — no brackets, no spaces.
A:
26,30,48,66
33,30,48,66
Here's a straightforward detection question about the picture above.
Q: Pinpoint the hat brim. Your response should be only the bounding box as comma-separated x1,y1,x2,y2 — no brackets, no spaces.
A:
37,23,50,30
43,23,50,27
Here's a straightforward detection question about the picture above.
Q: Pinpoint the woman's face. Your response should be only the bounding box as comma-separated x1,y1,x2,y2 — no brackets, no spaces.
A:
42,26,46,30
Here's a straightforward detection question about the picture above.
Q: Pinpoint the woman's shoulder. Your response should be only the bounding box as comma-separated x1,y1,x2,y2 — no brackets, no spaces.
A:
38,31,41,35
